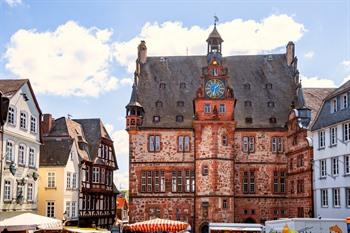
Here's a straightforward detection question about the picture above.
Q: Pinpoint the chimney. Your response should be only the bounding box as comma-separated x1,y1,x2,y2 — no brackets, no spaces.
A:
286,41,295,66
137,40,147,64
42,114,54,135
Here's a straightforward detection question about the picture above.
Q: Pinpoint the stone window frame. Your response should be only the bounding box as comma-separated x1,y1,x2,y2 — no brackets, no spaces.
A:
46,201,55,218
320,159,327,178
7,105,16,126
331,156,339,177
343,122,350,142
271,137,283,153
202,165,209,176
273,170,287,194
222,199,228,209
330,127,337,146
5,140,15,162
219,104,226,113
3,180,12,202
148,135,161,152
27,182,34,202
296,179,304,194
20,111,28,130
242,170,255,194
318,130,326,149
204,103,211,113
18,143,26,166
28,147,35,168
242,136,255,153
30,115,37,134
296,155,304,168
222,134,228,146
344,155,350,175
177,135,191,152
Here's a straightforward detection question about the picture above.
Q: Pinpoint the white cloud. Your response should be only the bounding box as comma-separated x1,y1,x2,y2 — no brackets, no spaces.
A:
3,0,22,7
340,75,350,85
304,51,314,59
4,21,123,97
342,60,350,67
300,75,337,88
114,171,129,190
113,14,306,72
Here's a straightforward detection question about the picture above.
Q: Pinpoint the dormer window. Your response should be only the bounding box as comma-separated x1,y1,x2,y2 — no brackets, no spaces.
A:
153,116,160,123
180,82,186,89
177,101,184,107
341,94,348,109
159,83,166,89
244,83,251,90
244,101,252,107
331,98,337,113
156,101,163,108
176,115,184,122
270,117,277,124
267,101,275,108
7,106,16,126
266,83,272,89
245,117,253,124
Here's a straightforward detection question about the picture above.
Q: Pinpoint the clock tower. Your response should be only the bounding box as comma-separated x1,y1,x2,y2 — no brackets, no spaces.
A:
193,24,236,233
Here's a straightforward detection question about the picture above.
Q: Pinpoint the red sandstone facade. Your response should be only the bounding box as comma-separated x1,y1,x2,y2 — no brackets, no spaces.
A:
126,25,313,233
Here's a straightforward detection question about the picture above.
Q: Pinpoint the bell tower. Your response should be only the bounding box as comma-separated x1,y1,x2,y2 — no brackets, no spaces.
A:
193,21,236,233
126,77,144,131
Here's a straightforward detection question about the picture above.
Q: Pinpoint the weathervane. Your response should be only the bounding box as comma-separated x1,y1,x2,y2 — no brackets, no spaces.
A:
214,15,219,26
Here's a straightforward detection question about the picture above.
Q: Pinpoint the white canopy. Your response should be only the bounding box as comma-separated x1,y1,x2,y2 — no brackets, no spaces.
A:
0,213,62,231
209,223,264,232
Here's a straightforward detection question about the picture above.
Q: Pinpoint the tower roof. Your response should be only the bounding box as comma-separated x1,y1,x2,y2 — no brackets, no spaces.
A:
206,25,223,43
126,83,143,108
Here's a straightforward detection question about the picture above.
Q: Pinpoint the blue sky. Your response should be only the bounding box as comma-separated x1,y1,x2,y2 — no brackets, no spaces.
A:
1,0,350,189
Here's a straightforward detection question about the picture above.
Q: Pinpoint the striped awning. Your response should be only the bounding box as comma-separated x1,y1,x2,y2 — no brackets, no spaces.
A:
124,218,189,232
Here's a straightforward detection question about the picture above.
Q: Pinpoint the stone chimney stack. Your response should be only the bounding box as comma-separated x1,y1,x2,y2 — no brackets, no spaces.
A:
42,113,54,135
286,41,295,66
137,40,147,64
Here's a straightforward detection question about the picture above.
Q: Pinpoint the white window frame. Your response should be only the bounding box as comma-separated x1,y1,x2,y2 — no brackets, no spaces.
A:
65,201,71,218
66,172,71,189
3,180,12,201
72,173,77,189
345,155,350,175
18,144,26,166
5,140,14,162
331,157,339,176
30,116,37,133
331,98,337,113
344,122,350,142
320,159,327,178
330,127,337,146
7,106,16,126
346,187,350,208
341,93,348,109
318,130,325,149
46,202,55,218
92,167,100,183
321,189,328,207
272,137,283,153
28,148,35,167
27,183,33,202
71,201,77,218
333,188,341,207
20,111,27,130
47,172,56,188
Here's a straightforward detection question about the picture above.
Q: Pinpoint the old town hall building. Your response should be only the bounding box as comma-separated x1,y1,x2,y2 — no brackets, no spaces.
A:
126,24,327,233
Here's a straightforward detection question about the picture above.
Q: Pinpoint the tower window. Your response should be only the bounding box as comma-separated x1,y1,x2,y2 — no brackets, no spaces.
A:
159,83,166,89
266,83,272,89
202,165,209,176
212,68,218,76
180,82,186,89
176,115,184,122
156,101,163,108
267,101,275,107
222,135,228,146
204,104,211,113
244,101,252,107
219,104,226,113
153,116,160,123
177,101,184,107
244,83,251,90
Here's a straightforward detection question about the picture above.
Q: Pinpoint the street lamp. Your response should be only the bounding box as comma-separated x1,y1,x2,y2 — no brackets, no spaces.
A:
296,106,311,129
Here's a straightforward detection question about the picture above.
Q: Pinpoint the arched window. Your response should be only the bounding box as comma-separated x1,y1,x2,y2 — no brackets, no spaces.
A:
159,83,166,89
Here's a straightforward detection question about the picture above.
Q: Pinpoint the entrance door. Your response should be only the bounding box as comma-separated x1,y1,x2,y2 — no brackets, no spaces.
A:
200,223,209,233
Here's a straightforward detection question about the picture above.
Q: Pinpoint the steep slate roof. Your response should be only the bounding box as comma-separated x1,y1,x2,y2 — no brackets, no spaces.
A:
137,54,299,129
74,119,112,160
311,80,350,131
40,138,74,166
303,88,336,127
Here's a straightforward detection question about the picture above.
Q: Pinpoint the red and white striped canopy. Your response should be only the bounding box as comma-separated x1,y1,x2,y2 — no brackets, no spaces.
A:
123,218,189,232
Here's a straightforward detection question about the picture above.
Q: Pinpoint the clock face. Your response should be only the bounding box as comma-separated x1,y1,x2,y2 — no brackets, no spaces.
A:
205,79,225,99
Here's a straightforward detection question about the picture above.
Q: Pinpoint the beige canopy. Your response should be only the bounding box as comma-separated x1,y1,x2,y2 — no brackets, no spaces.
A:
0,213,62,231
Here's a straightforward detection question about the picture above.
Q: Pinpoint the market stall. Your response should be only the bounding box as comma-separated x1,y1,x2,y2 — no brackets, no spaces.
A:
209,223,264,233
0,213,62,232
123,218,189,233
